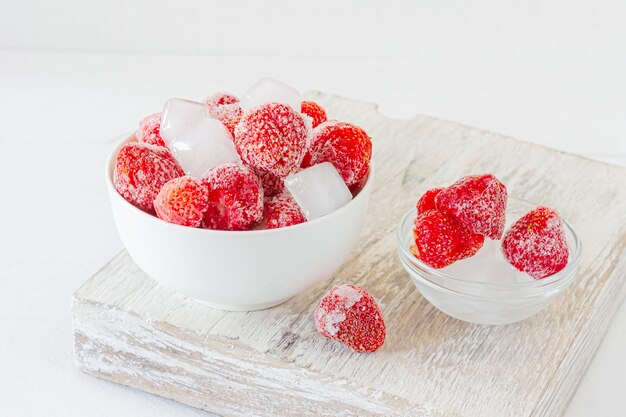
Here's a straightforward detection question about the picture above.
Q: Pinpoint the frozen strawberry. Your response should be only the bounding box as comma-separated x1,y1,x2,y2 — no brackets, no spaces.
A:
154,176,209,227
262,193,306,229
300,151,313,169
301,101,327,128
136,113,166,147
204,92,239,109
348,175,369,196
234,103,308,177
308,121,372,187
457,227,486,260
502,207,569,279
253,168,284,197
416,187,444,214
113,142,184,213
210,103,243,137
315,284,386,353
202,163,264,231
412,210,484,268
204,93,243,138
435,174,507,240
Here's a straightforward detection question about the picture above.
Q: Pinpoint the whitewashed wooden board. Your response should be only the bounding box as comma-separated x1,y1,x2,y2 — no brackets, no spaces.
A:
73,92,626,417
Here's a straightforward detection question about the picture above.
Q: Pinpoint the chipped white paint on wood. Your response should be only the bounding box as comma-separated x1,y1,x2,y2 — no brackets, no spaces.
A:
73,92,626,417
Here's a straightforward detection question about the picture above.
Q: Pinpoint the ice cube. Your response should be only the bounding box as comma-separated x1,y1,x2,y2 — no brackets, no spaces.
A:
239,77,301,111
160,98,241,178
284,162,352,220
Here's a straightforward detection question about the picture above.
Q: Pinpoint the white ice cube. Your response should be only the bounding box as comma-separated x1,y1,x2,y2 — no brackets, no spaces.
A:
239,77,301,111
160,98,241,178
284,162,352,220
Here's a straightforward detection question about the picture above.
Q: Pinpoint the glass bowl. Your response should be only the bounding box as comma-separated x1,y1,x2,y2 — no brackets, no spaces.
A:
396,203,581,325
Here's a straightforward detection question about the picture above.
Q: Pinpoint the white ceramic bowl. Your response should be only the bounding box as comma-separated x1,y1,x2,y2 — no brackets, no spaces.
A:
106,136,372,311
397,205,581,325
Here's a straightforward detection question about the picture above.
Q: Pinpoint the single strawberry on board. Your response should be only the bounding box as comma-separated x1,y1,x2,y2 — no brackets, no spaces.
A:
502,206,569,279
435,174,508,240
315,284,386,353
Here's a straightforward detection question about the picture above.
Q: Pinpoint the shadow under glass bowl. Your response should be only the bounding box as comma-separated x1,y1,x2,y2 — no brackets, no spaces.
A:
106,135,373,311
396,205,581,325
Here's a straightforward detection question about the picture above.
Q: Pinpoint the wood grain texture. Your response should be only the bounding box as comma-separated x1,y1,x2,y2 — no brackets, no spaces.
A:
73,92,626,417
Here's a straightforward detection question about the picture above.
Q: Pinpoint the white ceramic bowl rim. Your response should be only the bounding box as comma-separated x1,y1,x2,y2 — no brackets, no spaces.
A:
397,207,582,295
106,134,374,236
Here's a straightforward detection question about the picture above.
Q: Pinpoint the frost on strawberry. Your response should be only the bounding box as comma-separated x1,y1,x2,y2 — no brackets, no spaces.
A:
202,163,264,231
261,193,306,229
113,142,184,213
204,92,239,109
253,167,284,198
234,103,308,177
315,284,386,353
435,174,508,240
502,206,569,279
136,113,166,147
205,93,242,138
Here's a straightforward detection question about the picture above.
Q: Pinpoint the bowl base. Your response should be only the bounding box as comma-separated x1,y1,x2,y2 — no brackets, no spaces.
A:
191,297,291,311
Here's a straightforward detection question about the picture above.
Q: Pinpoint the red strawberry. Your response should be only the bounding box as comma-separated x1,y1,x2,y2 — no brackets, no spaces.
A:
315,284,386,353
234,103,308,177
502,207,569,279
136,113,166,147
307,121,372,187
202,163,264,231
210,104,243,138
204,92,239,109
435,174,507,240
457,227,486,260
416,187,444,214
205,93,243,138
348,175,369,196
300,151,313,169
301,101,327,128
113,142,184,213
253,167,284,197
154,176,209,227
412,210,484,268
261,193,306,229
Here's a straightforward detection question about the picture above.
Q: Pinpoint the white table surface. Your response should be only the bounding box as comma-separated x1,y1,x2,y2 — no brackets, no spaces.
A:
1,2,625,416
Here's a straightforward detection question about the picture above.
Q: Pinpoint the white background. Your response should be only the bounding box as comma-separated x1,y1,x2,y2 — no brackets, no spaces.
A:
1,1,625,416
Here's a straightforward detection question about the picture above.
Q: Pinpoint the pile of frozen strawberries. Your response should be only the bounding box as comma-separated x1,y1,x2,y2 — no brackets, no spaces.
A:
112,79,571,355
113,78,372,231
411,174,570,280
